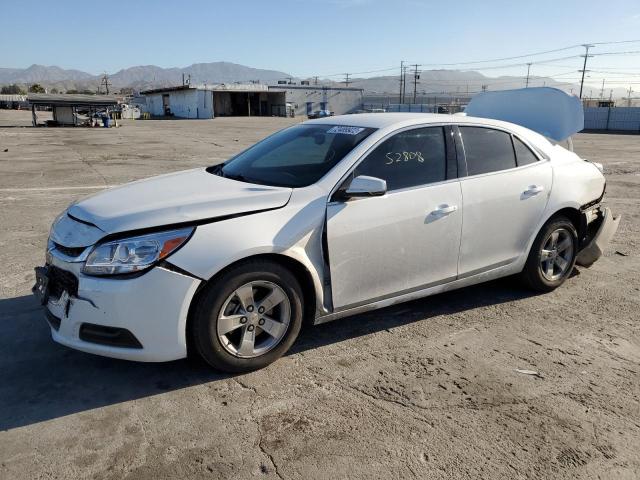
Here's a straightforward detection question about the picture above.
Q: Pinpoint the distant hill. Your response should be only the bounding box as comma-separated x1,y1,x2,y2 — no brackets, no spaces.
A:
108,62,292,90
0,64,93,84
0,62,291,92
0,62,626,98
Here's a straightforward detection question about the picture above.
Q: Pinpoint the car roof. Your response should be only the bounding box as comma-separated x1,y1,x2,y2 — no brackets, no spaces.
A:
305,112,554,153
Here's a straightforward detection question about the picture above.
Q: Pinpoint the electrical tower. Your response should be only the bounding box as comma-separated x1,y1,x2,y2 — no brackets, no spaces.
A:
343,73,351,87
578,44,594,99
525,63,532,88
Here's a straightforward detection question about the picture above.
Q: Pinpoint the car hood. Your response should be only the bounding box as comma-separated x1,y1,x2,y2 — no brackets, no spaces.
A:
67,168,292,235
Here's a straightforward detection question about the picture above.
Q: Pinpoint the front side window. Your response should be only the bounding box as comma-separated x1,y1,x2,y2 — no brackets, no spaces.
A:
354,127,447,191
460,127,517,175
214,124,375,188
513,136,539,166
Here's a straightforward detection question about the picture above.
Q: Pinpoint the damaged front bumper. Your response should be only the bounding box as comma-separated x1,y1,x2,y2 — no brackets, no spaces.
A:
576,207,621,267
32,247,201,362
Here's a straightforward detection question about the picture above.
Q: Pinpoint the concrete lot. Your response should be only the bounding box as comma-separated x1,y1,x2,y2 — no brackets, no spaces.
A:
0,110,639,479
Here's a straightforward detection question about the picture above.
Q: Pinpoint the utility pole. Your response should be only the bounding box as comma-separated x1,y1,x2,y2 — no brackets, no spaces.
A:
402,65,408,103
399,61,404,105
343,73,351,87
600,79,605,99
313,76,318,86
525,63,532,88
412,64,421,104
578,44,594,99
99,73,112,95
628,86,633,107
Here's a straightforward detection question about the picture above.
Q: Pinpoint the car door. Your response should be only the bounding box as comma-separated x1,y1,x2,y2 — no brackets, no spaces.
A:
456,126,552,277
326,126,462,310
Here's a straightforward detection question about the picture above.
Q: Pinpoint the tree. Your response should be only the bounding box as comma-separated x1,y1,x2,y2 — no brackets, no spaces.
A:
28,84,46,93
50,87,59,94
119,87,134,95
1,84,25,95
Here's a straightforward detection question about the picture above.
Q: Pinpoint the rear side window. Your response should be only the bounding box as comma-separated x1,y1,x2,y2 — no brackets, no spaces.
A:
513,136,539,166
460,127,516,175
354,127,446,191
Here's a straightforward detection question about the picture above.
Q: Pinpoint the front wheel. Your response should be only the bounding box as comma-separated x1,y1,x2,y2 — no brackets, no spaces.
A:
520,216,578,292
192,260,303,372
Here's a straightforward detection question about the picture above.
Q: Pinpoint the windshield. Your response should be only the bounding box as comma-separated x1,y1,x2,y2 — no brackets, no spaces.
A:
211,124,375,188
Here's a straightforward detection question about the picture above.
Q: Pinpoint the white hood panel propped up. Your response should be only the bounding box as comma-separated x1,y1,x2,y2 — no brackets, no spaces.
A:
464,87,584,142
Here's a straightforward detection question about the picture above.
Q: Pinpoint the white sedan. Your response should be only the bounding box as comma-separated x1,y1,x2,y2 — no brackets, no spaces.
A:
34,88,619,372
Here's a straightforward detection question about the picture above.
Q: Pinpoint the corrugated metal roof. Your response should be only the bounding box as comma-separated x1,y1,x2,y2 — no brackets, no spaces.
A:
0,94,27,102
27,93,119,106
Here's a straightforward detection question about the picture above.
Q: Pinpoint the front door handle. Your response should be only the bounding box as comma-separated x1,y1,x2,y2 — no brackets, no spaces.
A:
431,204,458,216
524,185,544,196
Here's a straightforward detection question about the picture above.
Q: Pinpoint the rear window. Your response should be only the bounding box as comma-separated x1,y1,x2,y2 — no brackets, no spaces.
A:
513,136,539,166
460,127,517,175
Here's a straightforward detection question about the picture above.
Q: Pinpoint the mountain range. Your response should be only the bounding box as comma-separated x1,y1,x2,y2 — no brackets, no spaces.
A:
0,62,625,98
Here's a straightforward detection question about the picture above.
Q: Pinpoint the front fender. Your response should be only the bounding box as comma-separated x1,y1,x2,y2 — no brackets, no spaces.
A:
167,198,328,315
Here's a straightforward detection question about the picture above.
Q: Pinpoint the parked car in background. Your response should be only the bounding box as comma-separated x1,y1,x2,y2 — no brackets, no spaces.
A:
34,88,619,372
308,109,334,119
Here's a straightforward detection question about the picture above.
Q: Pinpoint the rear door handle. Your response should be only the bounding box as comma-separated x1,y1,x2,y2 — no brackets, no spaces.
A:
524,185,544,195
431,204,458,216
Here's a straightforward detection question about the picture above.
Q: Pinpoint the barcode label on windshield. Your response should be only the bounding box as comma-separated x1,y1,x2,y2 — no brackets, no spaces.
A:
327,126,365,135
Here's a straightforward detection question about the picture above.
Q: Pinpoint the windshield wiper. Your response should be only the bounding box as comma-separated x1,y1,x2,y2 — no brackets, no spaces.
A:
208,164,225,176
224,172,249,182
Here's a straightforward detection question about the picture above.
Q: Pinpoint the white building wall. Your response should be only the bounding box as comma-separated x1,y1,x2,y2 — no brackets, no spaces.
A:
146,94,164,116
146,90,206,118
196,89,214,118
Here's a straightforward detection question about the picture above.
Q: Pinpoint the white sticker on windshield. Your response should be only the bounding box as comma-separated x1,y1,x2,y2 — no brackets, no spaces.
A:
327,126,365,135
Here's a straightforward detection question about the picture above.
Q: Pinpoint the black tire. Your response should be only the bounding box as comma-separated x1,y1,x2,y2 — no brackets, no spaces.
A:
192,260,303,373
520,215,578,292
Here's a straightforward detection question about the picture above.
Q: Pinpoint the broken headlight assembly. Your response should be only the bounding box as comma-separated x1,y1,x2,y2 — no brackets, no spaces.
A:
82,227,194,276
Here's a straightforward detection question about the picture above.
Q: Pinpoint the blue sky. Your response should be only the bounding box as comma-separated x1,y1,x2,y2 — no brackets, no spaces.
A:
2,0,640,89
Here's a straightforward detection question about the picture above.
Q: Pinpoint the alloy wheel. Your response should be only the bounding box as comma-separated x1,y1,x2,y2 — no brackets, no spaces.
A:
216,280,291,358
539,227,574,281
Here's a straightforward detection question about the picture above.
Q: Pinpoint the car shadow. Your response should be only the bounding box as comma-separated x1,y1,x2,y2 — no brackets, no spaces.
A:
0,277,540,431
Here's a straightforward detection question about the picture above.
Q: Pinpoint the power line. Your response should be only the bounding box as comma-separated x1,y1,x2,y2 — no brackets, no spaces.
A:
418,44,584,66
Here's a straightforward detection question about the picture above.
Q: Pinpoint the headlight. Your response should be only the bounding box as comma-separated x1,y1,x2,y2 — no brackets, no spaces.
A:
83,227,194,276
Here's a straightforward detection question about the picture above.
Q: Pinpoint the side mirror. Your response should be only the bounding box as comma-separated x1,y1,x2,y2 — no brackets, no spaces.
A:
344,175,387,198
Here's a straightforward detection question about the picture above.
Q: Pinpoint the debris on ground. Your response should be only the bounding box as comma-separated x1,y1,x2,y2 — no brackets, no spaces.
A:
515,369,545,379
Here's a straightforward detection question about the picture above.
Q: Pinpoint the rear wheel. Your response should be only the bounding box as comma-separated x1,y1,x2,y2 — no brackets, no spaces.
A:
521,216,578,292
192,260,303,372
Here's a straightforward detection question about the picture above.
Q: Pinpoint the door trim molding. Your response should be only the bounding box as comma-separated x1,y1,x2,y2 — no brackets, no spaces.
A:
315,257,518,325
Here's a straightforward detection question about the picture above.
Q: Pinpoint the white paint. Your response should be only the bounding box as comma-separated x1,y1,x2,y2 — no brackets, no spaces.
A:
45,113,610,363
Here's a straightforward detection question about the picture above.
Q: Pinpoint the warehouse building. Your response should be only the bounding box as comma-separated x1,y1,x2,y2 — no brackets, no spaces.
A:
141,83,363,119
277,84,364,117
